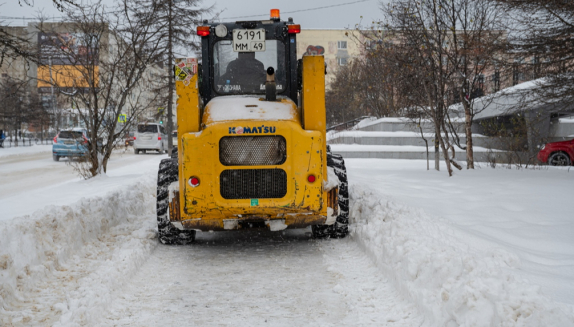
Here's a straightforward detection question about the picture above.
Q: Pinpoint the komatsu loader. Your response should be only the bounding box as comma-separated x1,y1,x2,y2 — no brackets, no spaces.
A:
156,9,348,244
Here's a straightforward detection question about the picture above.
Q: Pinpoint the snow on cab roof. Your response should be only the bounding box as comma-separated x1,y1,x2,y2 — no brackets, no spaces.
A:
204,95,298,124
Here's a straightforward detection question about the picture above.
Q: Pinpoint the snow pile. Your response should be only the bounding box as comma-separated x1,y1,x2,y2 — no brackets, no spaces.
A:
0,144,52,158
323,166,340,192
350,185,574,327
0,176,158,326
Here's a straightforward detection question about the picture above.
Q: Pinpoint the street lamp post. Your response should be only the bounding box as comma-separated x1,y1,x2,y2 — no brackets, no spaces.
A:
48,56,57,132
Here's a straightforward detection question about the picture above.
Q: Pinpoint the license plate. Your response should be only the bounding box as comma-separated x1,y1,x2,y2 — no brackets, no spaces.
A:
64,141,74,145
232,29,265,52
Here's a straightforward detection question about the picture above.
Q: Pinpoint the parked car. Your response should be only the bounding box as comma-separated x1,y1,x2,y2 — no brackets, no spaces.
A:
52,128,89,161
124,131,135,147
133,123,168,154
537,138,574,166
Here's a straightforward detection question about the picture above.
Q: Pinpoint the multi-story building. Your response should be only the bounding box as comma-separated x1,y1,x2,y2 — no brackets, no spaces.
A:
297,29,364,89
1,22,165,135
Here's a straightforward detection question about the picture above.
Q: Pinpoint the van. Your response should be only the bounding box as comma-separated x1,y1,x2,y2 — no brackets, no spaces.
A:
134,123,168,154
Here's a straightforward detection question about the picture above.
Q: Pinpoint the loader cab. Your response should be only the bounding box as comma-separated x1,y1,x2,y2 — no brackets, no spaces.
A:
196,9,300,105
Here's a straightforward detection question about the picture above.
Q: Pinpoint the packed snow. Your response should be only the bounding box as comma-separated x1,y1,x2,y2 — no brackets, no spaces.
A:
1,144,573,326
0,144,52,158
205,95,298,124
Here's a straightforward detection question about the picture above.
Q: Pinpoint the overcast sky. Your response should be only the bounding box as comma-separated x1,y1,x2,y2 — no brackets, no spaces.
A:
1,0,383,29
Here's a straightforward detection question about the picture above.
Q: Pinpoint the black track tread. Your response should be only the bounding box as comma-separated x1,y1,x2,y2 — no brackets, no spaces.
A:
312,150,349,239
157,158,196,245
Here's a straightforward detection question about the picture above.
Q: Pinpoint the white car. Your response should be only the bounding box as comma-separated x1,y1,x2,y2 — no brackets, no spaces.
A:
133,123,168,154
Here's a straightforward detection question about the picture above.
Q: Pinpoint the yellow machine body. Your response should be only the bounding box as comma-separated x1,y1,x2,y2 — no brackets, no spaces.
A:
172,56,331,231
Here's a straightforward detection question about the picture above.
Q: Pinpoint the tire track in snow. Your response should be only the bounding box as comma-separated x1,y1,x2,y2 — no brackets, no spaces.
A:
97,231,423,326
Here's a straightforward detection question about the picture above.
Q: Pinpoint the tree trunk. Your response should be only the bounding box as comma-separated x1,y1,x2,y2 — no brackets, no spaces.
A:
464,104,474,169
437,130,453,177
419,124,429,170
166,0,174,157
434,133,440,171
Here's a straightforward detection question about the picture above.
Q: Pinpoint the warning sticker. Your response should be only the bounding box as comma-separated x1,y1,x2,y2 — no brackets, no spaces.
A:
175,67,188,81
183,74,192,86
174,58,197,82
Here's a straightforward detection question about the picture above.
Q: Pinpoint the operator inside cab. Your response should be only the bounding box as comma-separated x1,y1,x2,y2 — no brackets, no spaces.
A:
214,40,286,94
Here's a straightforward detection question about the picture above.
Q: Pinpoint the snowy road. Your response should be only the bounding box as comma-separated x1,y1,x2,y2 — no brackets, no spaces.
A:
99,231,422,327
0,147,164,221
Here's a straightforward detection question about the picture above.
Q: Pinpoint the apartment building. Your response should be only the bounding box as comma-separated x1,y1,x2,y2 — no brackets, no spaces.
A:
297,29,364,89
1,22,165,133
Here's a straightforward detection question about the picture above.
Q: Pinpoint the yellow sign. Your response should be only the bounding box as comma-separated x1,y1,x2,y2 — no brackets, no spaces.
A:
118,114,127,123
37,65,99,88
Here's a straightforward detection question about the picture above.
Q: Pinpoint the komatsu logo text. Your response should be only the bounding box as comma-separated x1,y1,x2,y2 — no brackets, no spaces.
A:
229,126,276,134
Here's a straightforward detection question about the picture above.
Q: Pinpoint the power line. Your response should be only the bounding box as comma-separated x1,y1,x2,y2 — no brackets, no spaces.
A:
1,0,374,23
219,0,373,20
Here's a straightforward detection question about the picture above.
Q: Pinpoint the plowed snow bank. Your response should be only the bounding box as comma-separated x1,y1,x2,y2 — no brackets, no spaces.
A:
350,185,574,327
0,176,158,326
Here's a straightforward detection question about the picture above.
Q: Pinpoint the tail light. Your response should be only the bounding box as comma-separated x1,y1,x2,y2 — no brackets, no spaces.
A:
158,133,162,141
133,136,136,140
53,135,57,143
288,24,301,34
189,176,200,187
307,174,316,183
82,135,88,144
197,26,210,36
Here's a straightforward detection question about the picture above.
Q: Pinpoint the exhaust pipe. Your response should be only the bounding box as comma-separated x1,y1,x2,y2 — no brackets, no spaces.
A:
265,66,276,101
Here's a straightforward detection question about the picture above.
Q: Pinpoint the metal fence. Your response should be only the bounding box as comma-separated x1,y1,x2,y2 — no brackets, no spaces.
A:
327,116,378,132
0,138,53,148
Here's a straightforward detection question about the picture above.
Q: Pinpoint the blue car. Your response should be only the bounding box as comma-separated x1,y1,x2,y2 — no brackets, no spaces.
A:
52,128,89,161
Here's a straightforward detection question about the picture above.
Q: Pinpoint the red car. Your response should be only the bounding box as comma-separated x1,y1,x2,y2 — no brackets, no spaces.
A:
537,138,574,166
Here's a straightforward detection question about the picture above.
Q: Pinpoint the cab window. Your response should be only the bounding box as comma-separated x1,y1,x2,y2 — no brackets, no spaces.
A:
213,40,286,95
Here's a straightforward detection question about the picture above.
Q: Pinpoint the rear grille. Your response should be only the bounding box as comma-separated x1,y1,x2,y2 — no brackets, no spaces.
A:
220,169,287,199
220,136,286,166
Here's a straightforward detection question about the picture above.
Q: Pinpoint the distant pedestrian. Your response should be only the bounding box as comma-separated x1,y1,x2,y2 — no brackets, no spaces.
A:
0,130,5,148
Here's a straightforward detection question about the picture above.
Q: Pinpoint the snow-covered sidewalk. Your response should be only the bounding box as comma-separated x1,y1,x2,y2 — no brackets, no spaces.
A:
347,159,574,326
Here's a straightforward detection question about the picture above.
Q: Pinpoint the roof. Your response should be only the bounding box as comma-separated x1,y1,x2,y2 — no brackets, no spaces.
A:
459,78,574,120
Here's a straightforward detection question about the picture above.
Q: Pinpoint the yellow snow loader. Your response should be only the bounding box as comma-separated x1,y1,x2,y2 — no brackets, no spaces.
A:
156,9,348,244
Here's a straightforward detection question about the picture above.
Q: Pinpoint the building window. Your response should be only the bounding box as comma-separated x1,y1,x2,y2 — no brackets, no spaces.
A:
337,57,348,66
492,71,500,92
365,40,372,50
477,74,485,86
337,41,347,50
1,73,7,78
